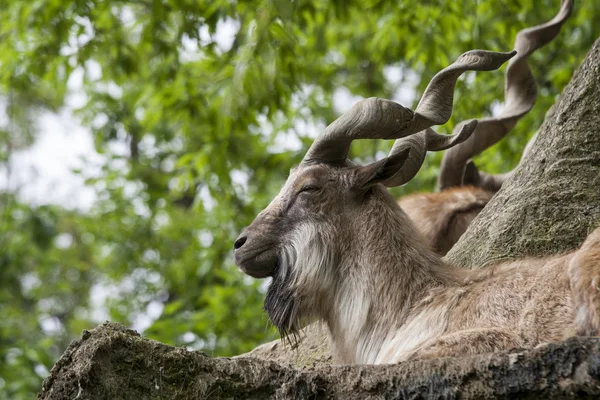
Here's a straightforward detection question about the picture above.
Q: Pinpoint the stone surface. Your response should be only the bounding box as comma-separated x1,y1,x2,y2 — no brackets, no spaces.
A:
237,324,332,369
38,322,600,399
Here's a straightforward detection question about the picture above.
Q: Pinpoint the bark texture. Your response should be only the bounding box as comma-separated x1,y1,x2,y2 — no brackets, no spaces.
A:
39,322,600,399
40,39,600,398
446,38,600,267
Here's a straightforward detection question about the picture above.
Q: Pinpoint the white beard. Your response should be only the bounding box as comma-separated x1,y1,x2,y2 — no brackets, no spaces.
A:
264,223,336,339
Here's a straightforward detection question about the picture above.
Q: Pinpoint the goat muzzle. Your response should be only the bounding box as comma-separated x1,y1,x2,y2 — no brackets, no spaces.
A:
233,231,278,278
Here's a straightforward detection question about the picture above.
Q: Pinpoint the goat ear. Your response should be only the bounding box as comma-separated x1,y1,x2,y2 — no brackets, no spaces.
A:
462,160,482,187
354,148,411,188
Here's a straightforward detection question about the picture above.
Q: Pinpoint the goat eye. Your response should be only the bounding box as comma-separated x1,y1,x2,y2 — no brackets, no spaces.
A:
298,185,320,195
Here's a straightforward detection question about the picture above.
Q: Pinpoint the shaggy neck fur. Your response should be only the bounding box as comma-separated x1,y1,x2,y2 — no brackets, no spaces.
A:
267,185,465,364
327,186,465,363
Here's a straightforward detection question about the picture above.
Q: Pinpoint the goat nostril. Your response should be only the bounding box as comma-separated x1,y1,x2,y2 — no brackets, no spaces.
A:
234,236,247,250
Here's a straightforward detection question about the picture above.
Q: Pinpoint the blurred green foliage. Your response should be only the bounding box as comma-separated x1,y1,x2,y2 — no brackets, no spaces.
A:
0,0,598,397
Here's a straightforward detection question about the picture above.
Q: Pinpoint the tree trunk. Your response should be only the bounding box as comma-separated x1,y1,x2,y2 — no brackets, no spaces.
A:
446,36,600,268
40,38,600,398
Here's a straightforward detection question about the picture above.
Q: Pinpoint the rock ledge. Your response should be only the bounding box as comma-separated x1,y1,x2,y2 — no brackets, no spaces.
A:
39,322,600,399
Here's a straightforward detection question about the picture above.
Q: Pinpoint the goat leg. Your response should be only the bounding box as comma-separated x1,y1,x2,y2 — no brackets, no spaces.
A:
568,227,600,336
406,328,523,361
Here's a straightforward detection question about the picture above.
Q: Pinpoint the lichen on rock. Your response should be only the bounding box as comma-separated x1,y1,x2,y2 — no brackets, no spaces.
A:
38,322,600,399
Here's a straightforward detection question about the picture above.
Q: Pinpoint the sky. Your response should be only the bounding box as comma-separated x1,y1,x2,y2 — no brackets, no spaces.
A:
0,108,101,210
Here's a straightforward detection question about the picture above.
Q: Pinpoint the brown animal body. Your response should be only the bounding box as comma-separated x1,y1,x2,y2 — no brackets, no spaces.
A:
235,155,600,364
234,45,599,365
398,186,492,255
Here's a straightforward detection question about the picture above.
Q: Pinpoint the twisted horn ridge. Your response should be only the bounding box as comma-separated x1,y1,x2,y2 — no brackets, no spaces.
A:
413,51,516,127
383,120,478,187
383,49,517,187
437,0,574,191
470,129,540,191
301,50,516,167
